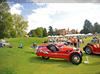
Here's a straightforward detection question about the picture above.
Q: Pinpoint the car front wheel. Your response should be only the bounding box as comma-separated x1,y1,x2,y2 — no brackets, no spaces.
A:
70,53,82,65
84,47,92,55
42,56,49,60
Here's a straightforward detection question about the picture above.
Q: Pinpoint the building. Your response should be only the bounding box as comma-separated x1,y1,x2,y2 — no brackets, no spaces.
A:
56,29,67,35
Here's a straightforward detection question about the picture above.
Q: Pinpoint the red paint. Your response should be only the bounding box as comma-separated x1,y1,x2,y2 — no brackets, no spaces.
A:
36,44,82,62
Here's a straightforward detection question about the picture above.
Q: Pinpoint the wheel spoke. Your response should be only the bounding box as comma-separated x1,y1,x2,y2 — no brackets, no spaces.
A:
85,47,91,54
70,53,82,65
73,56,80,63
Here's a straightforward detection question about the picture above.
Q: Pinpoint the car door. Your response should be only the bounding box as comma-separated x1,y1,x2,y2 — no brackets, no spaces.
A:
96,44,100,52
93,44,100,53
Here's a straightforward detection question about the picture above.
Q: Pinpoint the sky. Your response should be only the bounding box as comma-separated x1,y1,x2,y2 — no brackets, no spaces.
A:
8,0,100,32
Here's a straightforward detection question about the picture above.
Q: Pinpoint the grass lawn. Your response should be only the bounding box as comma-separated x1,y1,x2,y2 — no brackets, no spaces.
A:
0,37,100,74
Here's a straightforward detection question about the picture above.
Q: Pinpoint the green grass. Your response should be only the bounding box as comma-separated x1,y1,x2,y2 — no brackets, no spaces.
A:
0,37,100,74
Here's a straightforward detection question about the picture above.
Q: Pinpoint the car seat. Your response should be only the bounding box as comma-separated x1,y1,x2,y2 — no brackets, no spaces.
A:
47,44,59,52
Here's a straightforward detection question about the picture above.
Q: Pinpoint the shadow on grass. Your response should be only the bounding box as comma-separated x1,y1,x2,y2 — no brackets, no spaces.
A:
83,52,100,56
29,57,76,67
90,62,100,65
93,54,100,56
0,67,16,74
82,54,100,66
95,71,100,74
24,51,35,54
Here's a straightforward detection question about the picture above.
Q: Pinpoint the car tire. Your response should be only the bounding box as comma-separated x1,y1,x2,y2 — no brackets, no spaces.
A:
70,53,82,65
42,56,49,60
80,51,83,56
84,47,92,55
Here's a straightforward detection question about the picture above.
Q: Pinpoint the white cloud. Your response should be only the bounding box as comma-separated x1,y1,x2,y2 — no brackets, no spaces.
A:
31,0,100,3
10,3,23,15
36,3,46,6
27,3,100,32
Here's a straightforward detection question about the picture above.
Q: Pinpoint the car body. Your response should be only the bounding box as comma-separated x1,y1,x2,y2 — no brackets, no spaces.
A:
35,44,82,65
0,40,12,48
83,43,100,55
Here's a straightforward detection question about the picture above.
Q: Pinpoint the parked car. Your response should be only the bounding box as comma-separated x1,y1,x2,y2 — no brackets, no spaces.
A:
0,39,12,48
35,44,82,65
91,37,99,43
83,43,100,55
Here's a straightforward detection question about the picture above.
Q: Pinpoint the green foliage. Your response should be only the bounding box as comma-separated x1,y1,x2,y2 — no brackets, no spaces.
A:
0,0,13,38
81,19,94,34
43,28,48,37
12,14,28,37
35,27,43,37
80,19,100,34
29,27,48,37
29,30,37,37
94,22,100,33
0,13,28,38
0,1,28,38
48,26,54,36
0,0,9,12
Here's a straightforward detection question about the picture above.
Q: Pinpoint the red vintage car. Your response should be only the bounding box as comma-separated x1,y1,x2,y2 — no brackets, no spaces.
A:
83,43,100,55
35,44,82,65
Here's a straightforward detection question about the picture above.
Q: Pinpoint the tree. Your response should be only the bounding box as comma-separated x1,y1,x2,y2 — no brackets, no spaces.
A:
48,26,54,36
0,0,28,38
94,22,100,33
35,27,44,37
0,0,9,12
0,0,13,38
28,29,37,37
80,19,93,34
28,27,48,37
43,28,48,37
2,12,13,38
12,14,28,37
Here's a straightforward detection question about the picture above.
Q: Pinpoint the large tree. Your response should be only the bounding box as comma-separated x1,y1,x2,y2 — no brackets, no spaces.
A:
35,27,44,37
43,28,48,37
12,14,28,37
48,26,54,36
94,22,100,33
0,0,28,38
80,19,94,34
28,27,48,37
28,29,37,37
0,0,9,12
0,0,13,38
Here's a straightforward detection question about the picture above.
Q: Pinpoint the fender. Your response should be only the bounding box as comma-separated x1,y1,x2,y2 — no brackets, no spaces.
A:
83,44,93,52
83,43,93,50
70,52,82,62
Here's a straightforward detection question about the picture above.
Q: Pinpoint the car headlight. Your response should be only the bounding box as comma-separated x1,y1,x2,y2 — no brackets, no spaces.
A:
35,46,39,53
